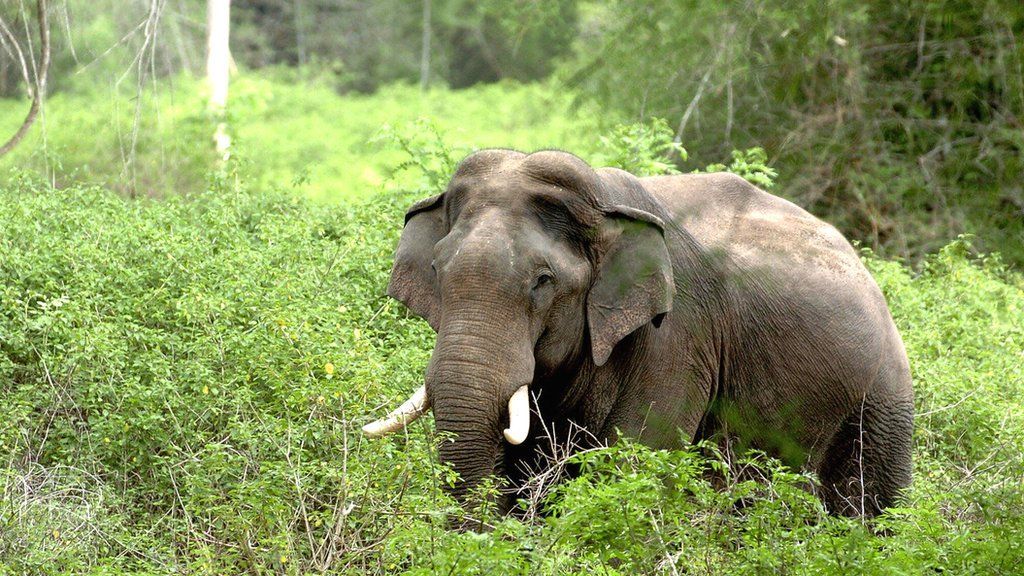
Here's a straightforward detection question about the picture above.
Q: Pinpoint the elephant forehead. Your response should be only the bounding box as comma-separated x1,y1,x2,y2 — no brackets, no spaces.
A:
441,207,553,275
451,177,599,248
443,209,520,269
447,174,531,216
450,160,598,211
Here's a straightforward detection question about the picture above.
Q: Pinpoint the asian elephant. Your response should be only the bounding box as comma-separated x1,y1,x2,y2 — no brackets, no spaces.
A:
363,149,913,519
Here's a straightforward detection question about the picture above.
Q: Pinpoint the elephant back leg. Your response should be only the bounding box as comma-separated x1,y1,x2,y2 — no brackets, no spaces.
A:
816,387,914,517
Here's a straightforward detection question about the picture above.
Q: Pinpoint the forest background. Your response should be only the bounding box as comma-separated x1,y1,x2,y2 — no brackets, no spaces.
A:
1,0,1021,265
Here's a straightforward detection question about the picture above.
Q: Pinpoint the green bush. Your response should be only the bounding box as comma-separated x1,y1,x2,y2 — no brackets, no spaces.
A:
1,157,1022,573
589,117,686,176
0,169,438,573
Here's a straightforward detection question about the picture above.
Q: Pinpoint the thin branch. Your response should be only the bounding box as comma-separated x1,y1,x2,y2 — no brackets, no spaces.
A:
73,18,147,75
118,0,167,195
0,0,49,158
59,0,76,63
673,23,736,144
673,63,715,144
0,18,31,96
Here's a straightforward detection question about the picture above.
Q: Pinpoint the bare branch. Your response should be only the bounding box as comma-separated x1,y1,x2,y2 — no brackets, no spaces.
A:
673,23,737,145
0,17,32,96
0,0,50,158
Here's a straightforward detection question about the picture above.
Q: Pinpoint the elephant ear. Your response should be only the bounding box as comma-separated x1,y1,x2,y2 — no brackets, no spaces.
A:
387,193,446,330
587,205,675,366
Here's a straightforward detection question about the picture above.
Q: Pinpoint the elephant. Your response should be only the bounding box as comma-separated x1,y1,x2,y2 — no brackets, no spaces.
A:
363,149,913,520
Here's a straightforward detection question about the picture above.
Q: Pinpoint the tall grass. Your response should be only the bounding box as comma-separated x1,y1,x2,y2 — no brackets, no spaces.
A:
0,74,604,202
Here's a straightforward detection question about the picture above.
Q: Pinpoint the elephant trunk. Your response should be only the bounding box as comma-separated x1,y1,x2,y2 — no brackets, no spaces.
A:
427,312,535,505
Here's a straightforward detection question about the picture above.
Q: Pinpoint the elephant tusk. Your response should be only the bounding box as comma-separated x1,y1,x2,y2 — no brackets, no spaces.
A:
362,385,429,438
503,385,530,445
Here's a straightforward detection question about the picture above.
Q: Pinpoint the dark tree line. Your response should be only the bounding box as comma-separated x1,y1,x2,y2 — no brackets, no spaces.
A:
568,0,1024,262
0,0,1020,264
229,0,578,91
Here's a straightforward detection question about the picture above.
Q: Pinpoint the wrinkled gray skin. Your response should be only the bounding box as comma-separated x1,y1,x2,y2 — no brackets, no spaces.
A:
387,149,913,519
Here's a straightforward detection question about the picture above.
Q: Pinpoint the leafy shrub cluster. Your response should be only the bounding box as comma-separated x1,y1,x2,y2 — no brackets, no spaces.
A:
1,141,1022,573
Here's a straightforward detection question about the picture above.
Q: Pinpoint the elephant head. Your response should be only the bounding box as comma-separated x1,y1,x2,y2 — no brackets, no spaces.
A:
363,150,675,505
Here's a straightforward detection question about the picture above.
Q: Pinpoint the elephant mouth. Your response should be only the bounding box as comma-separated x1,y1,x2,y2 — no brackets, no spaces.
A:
362,384,532,446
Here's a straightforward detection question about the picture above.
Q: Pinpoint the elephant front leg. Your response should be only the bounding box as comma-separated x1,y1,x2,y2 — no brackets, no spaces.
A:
497,436,545,519
502,417,609,519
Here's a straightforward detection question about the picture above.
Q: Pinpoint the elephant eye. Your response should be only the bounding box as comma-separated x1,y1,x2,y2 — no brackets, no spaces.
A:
431,261,437,275
533,272,554,290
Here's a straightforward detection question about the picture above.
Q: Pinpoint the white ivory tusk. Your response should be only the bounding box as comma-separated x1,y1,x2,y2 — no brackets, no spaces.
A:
503,385,530,445
362,385,429,438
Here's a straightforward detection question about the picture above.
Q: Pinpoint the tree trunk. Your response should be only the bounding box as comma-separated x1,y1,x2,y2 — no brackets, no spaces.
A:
294,0,307,67
207,0,231,159
419,0,431,91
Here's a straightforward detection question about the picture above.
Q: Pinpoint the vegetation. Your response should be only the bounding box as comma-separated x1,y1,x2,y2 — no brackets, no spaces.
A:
568,0,1024,264
1,129,1022,571
0,76,602,201
1,1,1021,264
0,0,1022,573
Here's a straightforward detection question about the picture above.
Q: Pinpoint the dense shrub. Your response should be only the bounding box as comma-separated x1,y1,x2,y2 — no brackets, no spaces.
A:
1,160,1022,573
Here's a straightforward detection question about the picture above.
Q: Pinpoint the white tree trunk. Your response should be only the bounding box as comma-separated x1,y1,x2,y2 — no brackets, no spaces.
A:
294,0,307,67
207,0,231,158
419,0,431,91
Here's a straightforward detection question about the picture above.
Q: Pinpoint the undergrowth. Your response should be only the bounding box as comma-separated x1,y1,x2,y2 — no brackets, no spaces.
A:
0,119,1022,574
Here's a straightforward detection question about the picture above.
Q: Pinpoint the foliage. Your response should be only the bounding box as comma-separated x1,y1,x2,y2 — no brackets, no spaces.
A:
2,0,1020,266
372,118,461,195
231,0,578,92
567,0,1024,264
0,168,439,573
704,148,778,190
1,145,1022,572
592,118,686,176
4,0,578,95
0,6,1022,569
432,0,579,88
0,74,775,202
0,1,182,98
